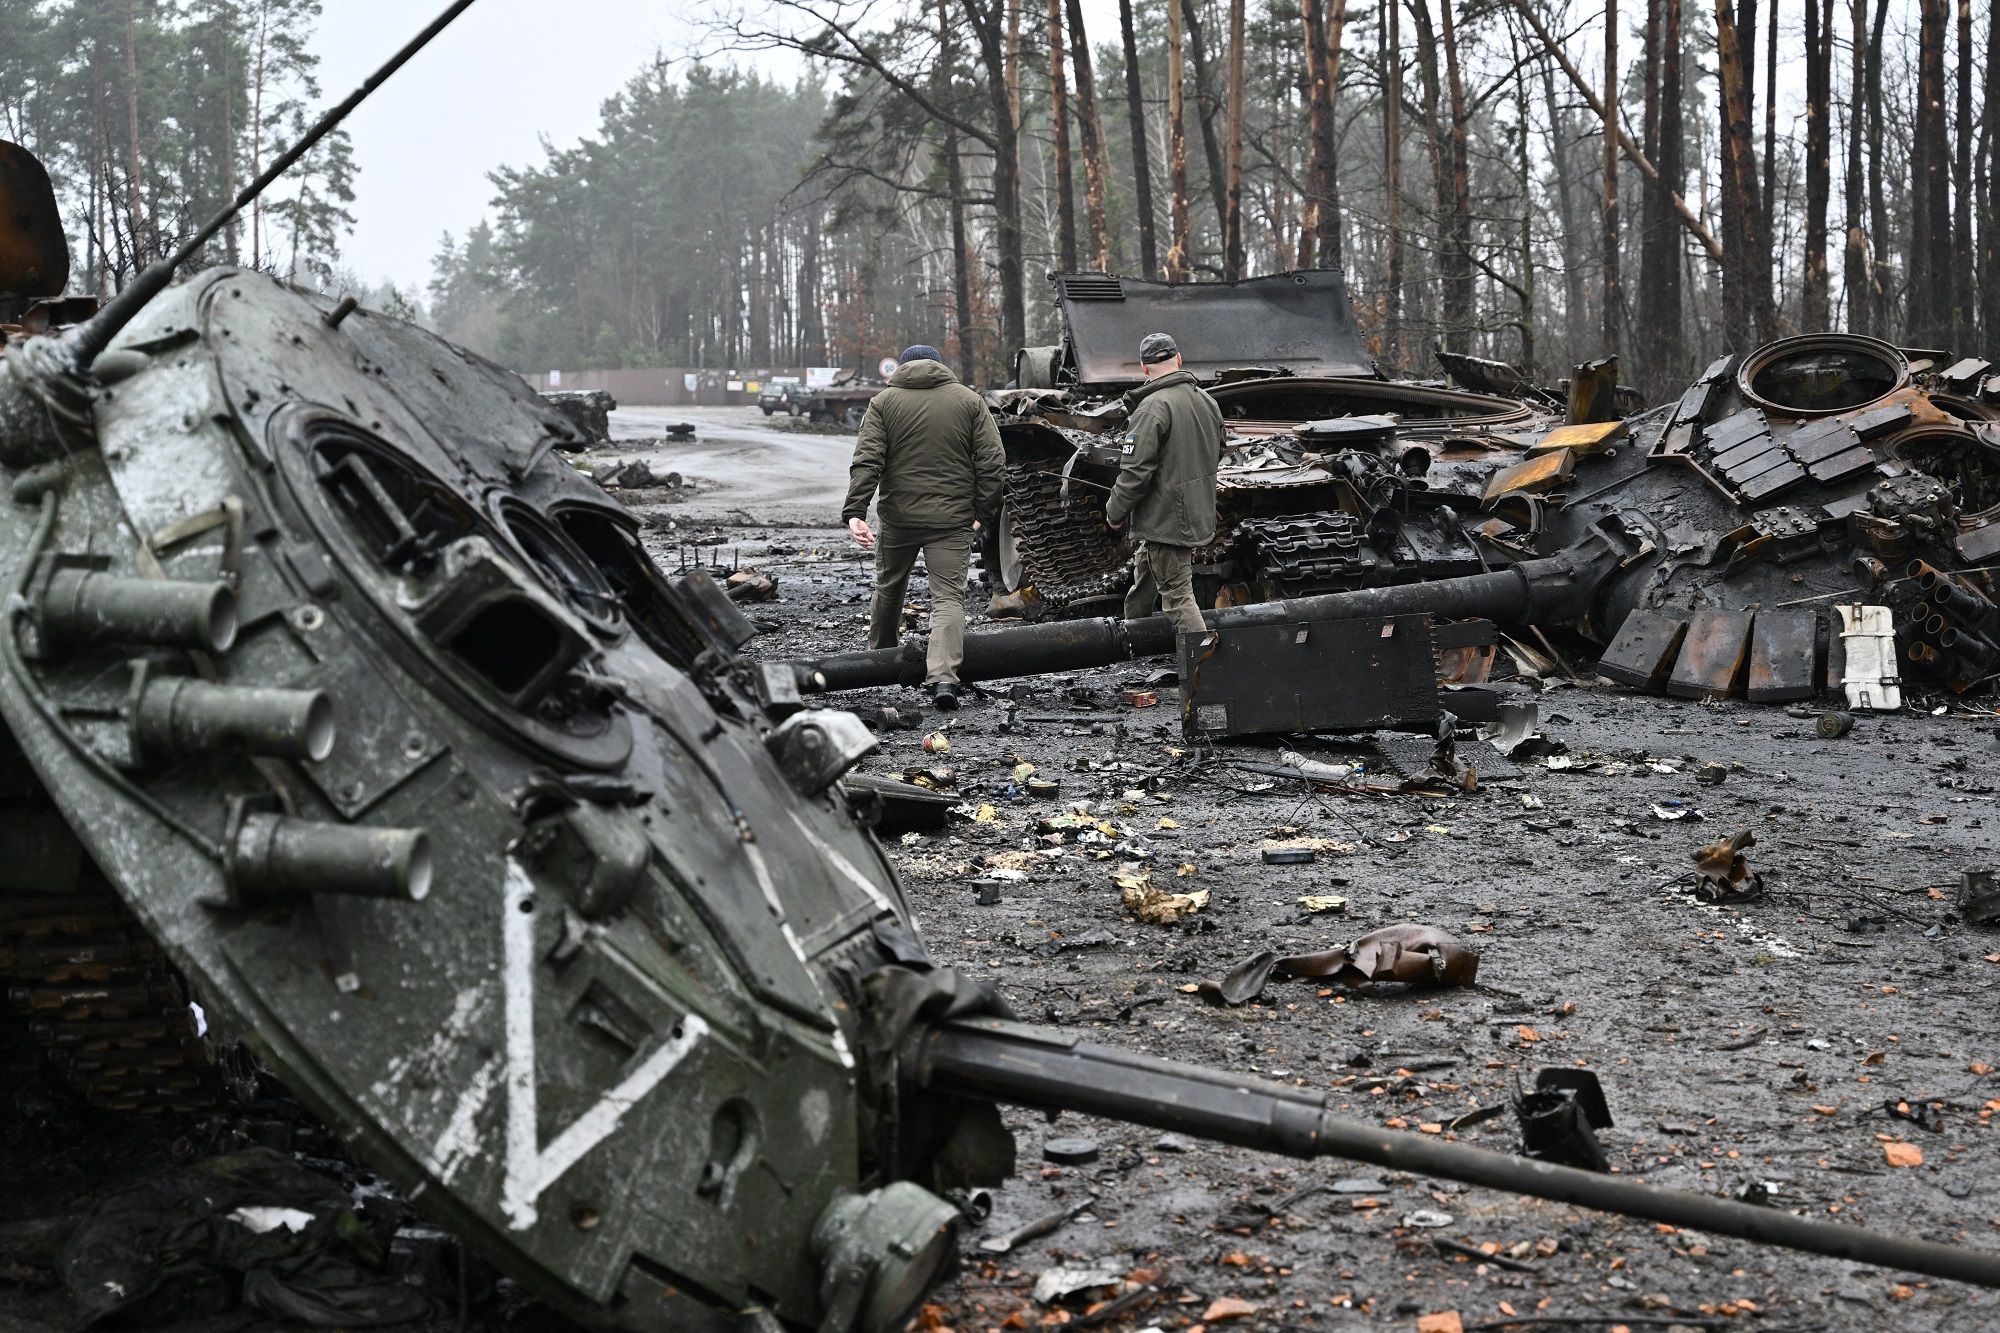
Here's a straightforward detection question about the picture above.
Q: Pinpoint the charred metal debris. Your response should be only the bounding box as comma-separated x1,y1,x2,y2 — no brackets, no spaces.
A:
791,272,2000,731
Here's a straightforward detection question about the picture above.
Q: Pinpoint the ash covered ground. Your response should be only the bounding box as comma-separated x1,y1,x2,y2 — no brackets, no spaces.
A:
0,405,1991,1333
615,407,2000,1332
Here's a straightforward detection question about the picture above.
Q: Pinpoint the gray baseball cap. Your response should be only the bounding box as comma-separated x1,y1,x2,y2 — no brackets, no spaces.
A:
1138,332,1179,364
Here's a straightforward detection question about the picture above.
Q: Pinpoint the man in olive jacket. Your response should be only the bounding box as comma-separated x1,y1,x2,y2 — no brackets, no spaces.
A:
843,345,1005,707
1104,332,1224,634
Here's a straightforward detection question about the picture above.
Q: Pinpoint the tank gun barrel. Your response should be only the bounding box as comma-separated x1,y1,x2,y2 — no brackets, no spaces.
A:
920,1017,2000,1289
789,520,1638,692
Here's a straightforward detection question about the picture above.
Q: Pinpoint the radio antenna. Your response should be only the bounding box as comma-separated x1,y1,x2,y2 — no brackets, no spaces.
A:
64,0,480,370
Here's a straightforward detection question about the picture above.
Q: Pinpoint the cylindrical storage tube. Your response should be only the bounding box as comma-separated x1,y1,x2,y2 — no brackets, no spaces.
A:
231,815,431,902
39,570,238,653
132,678,334,762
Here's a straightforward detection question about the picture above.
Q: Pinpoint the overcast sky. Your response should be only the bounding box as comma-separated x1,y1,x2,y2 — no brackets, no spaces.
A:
310,0,706,294
310,0,1130,296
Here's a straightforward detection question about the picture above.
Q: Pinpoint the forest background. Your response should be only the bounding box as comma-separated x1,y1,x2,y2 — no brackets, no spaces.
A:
1,0,1995,401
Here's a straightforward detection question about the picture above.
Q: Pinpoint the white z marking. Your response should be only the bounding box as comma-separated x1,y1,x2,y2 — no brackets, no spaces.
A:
499,859,706,1229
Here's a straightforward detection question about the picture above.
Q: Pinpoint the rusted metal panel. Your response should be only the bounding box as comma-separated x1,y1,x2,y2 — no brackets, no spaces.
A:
1596,609,1689,693
1482,449,1575,502
1667,609,1756,699
1746,610,1820,702
1528,420,1627,456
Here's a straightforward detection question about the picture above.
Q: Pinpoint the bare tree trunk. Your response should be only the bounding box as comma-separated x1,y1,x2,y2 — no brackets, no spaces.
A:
1802,0,1832,328
966,0,1028,353
1638,0,1685,387
1316,0,1347,268
1537,58,1583,364
1118,0,1158,277
1047,0,1078,270
1601,0,1620,354
1298,0,1326,269
1382,0,1403,367
1512,0,1721,261
1223,0,1246,280
121,0,147,275
1843,0,1869,333
1714,0,1760,348
1182,0,1231,252
1911,0,1949,345
1759,0,1776,243
1513,53,1537,374
1982,0,1999,346
251,0,268,270
940,0,978,380
219,20,237,265
1165,0,1190,279
1951,0,1972,345
1005,0,1022,183
1865,0,1888,335
1439,0,1473,352
1064,0,1113,271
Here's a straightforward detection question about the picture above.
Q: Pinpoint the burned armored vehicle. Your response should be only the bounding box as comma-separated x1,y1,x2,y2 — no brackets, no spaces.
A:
800,329,2000,720
985,270,1555,615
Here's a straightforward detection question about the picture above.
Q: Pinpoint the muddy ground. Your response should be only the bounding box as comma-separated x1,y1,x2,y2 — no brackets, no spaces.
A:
611,407,2000,1331
0,406,1992,1333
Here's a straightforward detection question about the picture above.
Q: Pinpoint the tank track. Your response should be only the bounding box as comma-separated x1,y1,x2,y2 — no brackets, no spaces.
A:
0,896,255,1115
1236,513,1397,594
998,460,1130,613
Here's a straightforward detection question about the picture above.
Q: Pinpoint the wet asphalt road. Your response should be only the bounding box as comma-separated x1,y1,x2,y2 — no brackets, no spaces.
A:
605,404,855,526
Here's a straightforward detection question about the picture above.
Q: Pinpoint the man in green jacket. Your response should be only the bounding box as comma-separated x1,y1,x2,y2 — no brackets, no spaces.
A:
1104,332,1224,635
843,344,1005,708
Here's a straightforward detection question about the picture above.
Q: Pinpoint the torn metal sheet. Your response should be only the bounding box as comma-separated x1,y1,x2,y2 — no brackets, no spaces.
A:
1197,925,1481,1006
1693,829,1765,903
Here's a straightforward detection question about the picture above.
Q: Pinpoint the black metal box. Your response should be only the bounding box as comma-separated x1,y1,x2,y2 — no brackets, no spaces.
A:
1180,615,1441,738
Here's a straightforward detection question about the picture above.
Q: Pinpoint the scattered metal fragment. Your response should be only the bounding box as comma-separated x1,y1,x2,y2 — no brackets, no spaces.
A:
1261,845,1316,865
1198,925,1480,1006
1692,829,1764,903
1031,1264,1122,1306
1433,1236,1537,1272
1960,868,2000,926
1042,1136,1101,1166
1514,1069,1615,1172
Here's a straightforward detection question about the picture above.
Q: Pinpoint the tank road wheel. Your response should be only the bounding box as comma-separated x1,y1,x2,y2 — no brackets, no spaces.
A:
993,500,1028,594
842,404,866,430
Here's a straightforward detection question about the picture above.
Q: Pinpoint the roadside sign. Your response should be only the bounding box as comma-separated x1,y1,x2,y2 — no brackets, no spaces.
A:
877,356,898,379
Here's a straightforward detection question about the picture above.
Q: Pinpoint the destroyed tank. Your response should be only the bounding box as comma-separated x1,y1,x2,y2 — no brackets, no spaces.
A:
984,270,1555,616
4,42,2000,1333
817,326,2000,712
